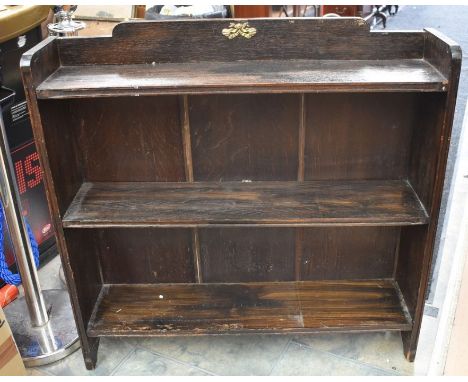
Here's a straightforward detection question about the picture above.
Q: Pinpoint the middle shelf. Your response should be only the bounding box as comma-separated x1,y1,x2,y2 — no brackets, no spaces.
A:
62,180,428,228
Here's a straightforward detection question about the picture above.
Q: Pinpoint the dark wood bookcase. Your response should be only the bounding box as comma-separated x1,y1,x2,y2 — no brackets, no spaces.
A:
21,18,461,369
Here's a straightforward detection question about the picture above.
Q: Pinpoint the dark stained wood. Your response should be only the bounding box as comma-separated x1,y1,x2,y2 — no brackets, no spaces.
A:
402,71,449,329
399,29,462,361
199,228,295,282
63,229,104,325
179,95,202,282
190,94,299,181
295,94,306,279
62,180,429,228
180,95,194,183
395,226,428,318
22,19,461,368
88,280,412,336
406,93,446,209
80,228,196,284
20,37,100,369
304,93,417,181
69,97,186,182
297,93,306,182
423,27,460,80
37,100,84,216
300,227,399,280
20,37,59,88
295,228,304,280
191,230,202,283
36,59,447,99
57,18,426,66
190,94,300,181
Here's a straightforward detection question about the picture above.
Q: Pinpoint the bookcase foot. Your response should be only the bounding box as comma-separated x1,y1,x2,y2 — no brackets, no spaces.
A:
401,331,417,362
82,337,100,370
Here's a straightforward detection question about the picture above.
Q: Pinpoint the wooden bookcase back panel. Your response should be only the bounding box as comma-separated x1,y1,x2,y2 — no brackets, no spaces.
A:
56,18,426,66
37,90,442,295
62,226,399,284
38,92,444,219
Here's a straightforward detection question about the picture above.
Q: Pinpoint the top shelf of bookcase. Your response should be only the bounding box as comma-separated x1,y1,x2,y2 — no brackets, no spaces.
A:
35,58,447,99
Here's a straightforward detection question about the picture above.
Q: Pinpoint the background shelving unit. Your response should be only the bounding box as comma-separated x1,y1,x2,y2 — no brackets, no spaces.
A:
22,18,461,369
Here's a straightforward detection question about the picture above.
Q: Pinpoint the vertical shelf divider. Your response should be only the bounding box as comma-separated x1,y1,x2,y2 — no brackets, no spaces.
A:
295,93,306,280
179,95,203,283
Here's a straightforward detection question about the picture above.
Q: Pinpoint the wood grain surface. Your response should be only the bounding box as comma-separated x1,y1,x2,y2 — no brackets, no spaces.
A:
56,18,426,66
87,279,412,336
36,59,447,99
69,97,186,183
300,227,400,280
73,228,196,284
304,93,418,180
189,94,299,181
199,228,296,282
62,180,428,228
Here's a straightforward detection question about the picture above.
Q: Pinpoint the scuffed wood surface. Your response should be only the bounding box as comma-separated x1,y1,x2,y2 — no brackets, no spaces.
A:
62,180,428,227
36,59,447,99
87,279,412,336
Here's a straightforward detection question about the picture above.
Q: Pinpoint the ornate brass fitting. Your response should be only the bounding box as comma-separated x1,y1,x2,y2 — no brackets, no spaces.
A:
222,22,257,39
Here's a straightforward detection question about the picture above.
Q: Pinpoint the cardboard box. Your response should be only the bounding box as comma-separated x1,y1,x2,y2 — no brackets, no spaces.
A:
0,306,26,376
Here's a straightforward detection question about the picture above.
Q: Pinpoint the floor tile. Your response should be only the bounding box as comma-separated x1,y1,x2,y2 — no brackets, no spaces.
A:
271,342,391,376
37,254,64,291
139,334,290,375
37,337,135,376
112,348,210,376
293,331,414,375
26,367,53,376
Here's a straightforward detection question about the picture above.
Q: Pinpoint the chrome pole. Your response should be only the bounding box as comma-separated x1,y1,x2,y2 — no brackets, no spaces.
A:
1,100,80,367
0,105,48,327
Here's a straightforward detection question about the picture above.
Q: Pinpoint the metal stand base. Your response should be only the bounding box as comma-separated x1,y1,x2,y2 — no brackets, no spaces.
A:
4,289,80,367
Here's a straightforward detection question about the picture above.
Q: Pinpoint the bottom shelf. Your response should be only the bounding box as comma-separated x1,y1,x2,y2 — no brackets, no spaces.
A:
87,280,412,337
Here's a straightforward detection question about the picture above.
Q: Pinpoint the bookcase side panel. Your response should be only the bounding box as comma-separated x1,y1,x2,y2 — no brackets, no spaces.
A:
62,229,103,333
398,30,461,360
396,94,446,321
37,100,85,216
22,39,100,369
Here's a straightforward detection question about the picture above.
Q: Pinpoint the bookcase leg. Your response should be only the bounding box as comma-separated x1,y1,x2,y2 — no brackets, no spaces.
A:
401,331,417,362
82,337,100,370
